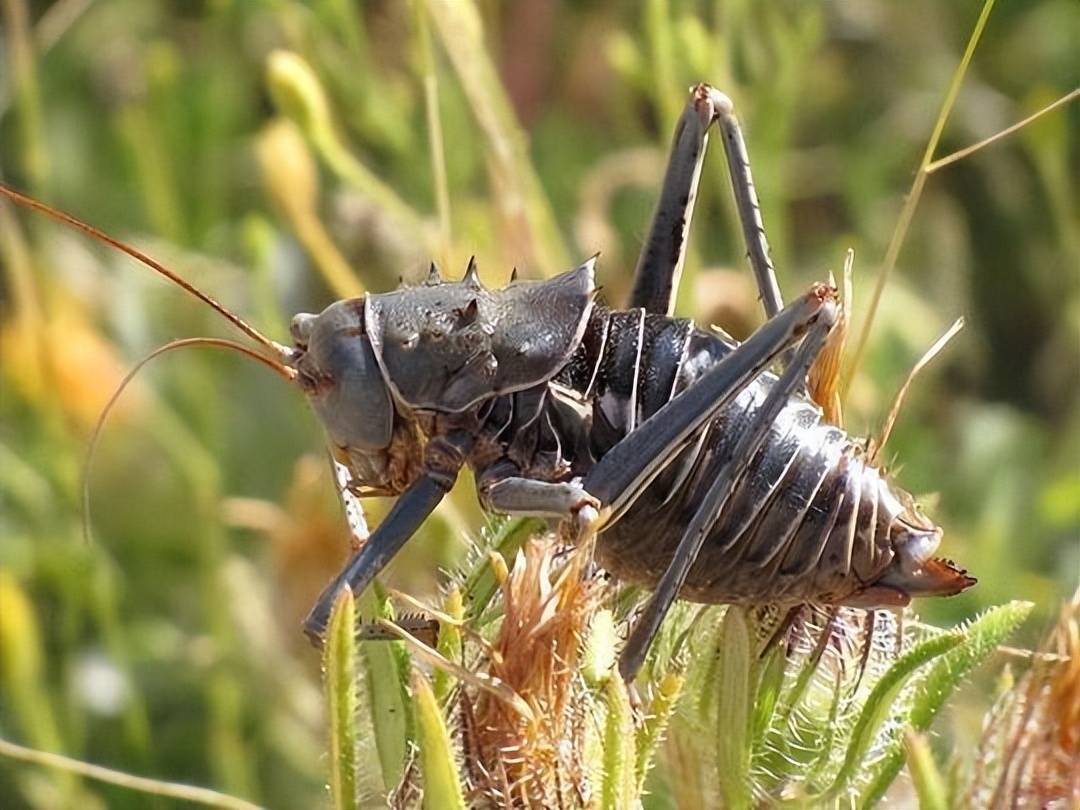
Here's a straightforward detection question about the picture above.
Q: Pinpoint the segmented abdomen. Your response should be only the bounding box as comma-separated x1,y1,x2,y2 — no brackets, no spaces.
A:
556,306,939,607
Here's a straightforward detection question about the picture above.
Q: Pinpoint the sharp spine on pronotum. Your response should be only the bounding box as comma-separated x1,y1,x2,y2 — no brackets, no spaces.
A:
0,83,979,683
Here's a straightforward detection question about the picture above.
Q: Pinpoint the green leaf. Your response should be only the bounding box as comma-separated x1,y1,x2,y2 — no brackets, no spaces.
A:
819,631,960,800
858,601,1033,808
602,673,637,809
360,585,414,793
323,588,360,810
461,517,542,623
412,670,466,810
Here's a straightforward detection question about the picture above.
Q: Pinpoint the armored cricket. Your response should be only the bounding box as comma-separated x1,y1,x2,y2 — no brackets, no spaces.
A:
0,83,974,681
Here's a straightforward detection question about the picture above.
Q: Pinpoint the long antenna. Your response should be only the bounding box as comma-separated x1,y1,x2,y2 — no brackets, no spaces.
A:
82,336,296,546
0,183,291,359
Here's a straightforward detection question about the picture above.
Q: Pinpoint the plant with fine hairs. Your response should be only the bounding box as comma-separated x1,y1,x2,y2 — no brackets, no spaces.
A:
318,516,1033,808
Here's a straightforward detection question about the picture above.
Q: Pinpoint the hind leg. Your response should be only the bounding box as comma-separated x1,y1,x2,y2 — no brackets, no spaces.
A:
629,84,719,315
629,84,786,320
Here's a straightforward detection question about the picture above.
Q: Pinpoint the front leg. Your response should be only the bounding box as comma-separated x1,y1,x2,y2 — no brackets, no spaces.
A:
303,432,472,644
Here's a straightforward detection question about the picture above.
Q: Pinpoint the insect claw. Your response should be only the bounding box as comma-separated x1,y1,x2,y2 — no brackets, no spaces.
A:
510,266,518,283
426,261,443,285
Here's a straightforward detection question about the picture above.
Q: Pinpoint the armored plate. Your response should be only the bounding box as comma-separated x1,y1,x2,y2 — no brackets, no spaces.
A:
365,259,597,412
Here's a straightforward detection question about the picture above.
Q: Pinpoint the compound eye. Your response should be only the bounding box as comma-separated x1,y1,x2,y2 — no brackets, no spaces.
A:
290,313,317,347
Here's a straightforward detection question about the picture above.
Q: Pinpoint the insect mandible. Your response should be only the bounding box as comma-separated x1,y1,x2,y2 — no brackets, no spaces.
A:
0,84,975,682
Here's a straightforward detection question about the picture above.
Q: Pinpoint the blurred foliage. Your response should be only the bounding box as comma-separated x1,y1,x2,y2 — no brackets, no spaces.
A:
0,0,1077,807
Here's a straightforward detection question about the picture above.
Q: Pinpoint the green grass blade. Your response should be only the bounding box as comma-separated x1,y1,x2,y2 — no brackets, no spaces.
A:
360,585,414,793
846,0,996,386
323,588,360,810
412,670,466,810
857,601,1033,808
424,0,569,273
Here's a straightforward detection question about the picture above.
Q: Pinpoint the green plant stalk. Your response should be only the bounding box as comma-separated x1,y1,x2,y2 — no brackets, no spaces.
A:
324,588,361,810
645,0,680,131
602,672,637,809
86,555,154,764
2,0,49,191
582,608,619,688
116,104,186,245
139,396,258,800
0,571,66,762
845,0,996,389
433,587,465,704
255,117,364,299
266,50,430,246
412,670,466,810
317,0,366,61
0,737,263,810
858,600,1033,808
635,670,685,794
750,644,785,745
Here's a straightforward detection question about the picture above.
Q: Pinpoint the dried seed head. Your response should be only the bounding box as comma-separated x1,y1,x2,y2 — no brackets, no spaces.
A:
466,534,605,805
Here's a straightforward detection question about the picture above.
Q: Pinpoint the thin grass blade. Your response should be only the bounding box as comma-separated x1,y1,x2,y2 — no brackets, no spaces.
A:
323,588,360,810
858,600,1033,808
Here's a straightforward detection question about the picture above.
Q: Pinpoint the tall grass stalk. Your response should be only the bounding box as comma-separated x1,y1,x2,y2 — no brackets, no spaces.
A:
845,0,996,388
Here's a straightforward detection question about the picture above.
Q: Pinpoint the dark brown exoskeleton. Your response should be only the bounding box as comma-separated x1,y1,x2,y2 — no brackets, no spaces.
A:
1,84,974,681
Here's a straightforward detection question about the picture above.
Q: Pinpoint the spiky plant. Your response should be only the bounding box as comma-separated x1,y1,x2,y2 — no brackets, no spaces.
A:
316,513,1032,809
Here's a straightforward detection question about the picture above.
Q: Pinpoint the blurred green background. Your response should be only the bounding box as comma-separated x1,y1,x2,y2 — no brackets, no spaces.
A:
0,0,1077,807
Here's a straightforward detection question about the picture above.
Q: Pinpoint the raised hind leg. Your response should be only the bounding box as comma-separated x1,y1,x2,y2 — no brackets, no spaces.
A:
629,84,718,315
629,84,785,320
